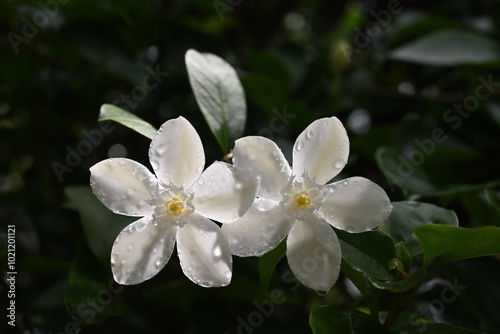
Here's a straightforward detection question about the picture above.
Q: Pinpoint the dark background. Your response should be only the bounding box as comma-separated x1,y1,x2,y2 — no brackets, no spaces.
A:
1,0,500,333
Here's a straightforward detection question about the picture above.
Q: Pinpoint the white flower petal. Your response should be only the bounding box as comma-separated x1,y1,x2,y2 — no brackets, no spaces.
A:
320,177,393,232
233,136,291,200
292,117,349,185
90,158,156,216
191,162,258,223
176,213,232,287
221,199,294,257
286,218,341,292
149,116,205,188
111,216,177,285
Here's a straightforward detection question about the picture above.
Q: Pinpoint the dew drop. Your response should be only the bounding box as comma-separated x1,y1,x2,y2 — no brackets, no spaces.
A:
155,258,163,267
306,128,314,139
294,140,304,152
152,221,158,227
197,178,205,186
334,161,344,169
196,165,204,175
214,246,222,257
315,290,328,296
343,180,349,186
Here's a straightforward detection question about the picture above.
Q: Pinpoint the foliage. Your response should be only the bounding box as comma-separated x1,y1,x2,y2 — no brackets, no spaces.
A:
2,0,500,333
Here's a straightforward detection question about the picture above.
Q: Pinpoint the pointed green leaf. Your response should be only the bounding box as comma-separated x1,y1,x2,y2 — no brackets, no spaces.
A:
309,307,390,334
65,186,134,266
395,242,413,271
381,201,458,256
259,239,286,291
98,104,157,139
185,49,246,153
414,225,500,270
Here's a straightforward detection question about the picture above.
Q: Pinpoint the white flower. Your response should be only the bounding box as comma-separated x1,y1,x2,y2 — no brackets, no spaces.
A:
89,116,258,287
222,116,392,292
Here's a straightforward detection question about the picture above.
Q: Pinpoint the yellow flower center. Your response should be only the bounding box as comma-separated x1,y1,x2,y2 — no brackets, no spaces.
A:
167,199,184,216
294,193,309,208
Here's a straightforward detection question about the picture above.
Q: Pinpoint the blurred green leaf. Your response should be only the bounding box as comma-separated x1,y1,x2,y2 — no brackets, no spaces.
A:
414,225,500,270
391,322,484,334
98,104,157,139
259,239,286,291
460,190,500,227
389,29,500,66
65,186,134,266
185,49,246,153
381,201,458,256
309,307,390,334
375,146,435,197
336,229,396,281
246,51,292,93
376,147,500,199
65,238,128,327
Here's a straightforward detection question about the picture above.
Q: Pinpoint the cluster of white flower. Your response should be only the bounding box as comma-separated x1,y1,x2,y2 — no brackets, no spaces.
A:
89,116,392,291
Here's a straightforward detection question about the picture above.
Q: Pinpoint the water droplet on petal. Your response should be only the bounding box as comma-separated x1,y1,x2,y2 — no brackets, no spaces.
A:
315,290,328,296
306,128,314,139
197,178,205,186
213,246,222,258
334,161,344,169
294,140,304,152
155,258,163,267
343,180,349,186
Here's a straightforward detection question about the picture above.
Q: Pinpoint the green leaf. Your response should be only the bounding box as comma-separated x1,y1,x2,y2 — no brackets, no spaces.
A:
336,229,396,281
375,146,435,197
259,239,286,291
392,322,485,334
309,307,390,334
381,201,459,256
389,29,500,66
65,186,134,266
98,104,157,139
369,269,428,293
185,49,246,153
414,225,500,270
395,242,413,272
66,238,128,326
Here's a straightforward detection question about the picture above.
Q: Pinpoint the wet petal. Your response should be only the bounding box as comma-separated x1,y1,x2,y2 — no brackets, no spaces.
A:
286,218,341,292
90,158,156,216
233,136,291,200
292,117,349,185
191,162,258,223
221,199,294,257
149,116,205,188
177,214,232,287
111,216,177,285
320,177,393,233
